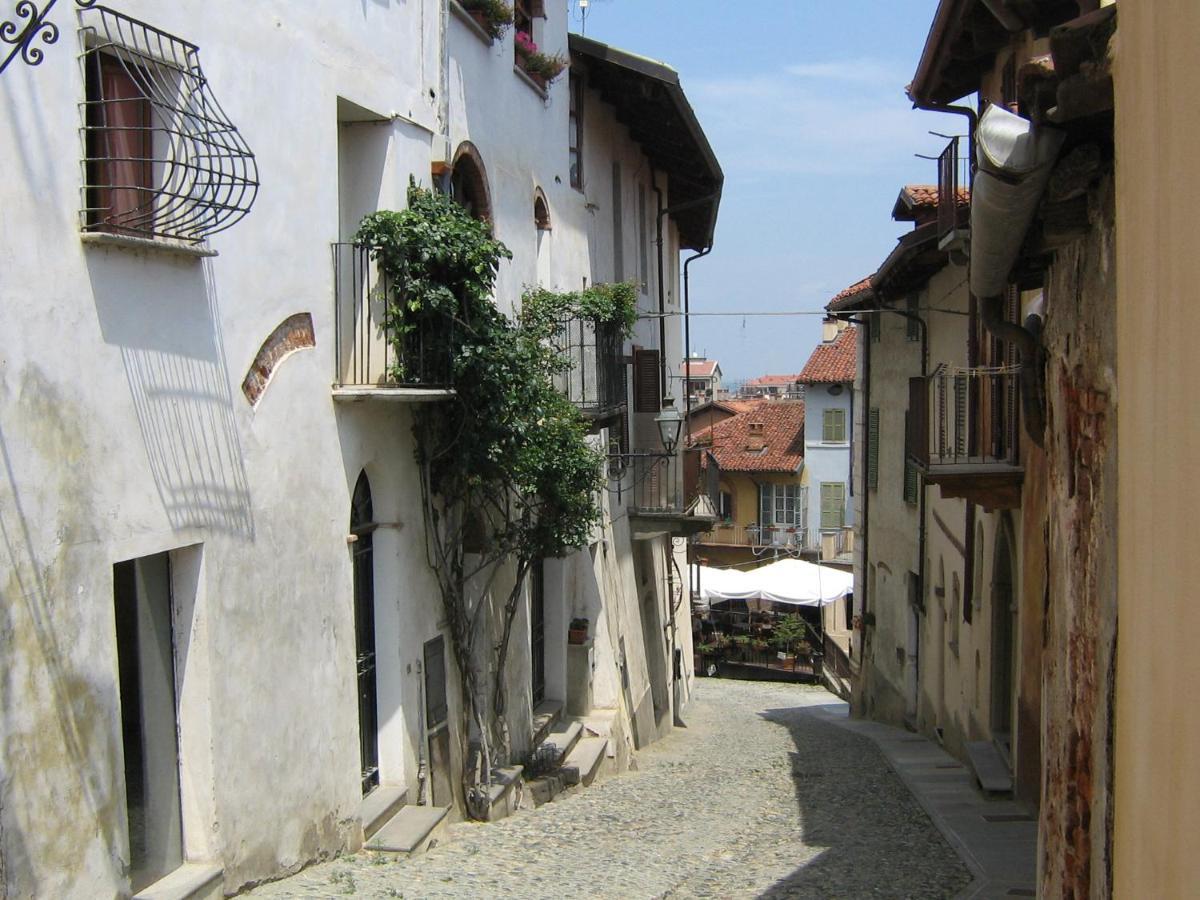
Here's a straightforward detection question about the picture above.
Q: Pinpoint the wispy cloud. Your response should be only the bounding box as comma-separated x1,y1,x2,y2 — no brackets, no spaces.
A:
783,58,905,87
687,59,944,178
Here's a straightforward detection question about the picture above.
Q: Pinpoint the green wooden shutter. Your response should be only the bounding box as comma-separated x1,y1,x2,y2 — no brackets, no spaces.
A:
820,483,845,530
867,407,880,490
903,458,919,505
823,408,846,442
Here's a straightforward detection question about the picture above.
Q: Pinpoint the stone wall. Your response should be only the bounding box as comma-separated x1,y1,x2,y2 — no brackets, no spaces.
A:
1037,175,1117,900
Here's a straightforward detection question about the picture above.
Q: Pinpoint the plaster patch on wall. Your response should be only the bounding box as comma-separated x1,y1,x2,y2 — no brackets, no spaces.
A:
241,314,316,407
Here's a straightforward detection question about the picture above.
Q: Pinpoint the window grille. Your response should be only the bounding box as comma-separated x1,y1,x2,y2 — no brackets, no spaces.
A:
79,6,257,242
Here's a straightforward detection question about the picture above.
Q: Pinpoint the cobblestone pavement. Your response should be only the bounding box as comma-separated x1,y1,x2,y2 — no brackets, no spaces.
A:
246,680,971,899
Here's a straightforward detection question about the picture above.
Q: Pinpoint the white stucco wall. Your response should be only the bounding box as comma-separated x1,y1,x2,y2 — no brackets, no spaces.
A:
0,1,701,895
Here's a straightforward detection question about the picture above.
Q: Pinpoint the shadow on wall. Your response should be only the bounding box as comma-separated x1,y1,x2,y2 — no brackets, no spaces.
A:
86,254,254,537
0,377,123,896
755,705,972,898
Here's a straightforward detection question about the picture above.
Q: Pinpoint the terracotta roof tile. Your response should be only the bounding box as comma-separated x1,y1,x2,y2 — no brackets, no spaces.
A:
797,326,858,384
745,373,800,387
699,400,805,474
680,359,719,376
892,184,970,222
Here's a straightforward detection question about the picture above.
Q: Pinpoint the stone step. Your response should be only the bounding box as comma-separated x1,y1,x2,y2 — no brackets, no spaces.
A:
531,699,564,748
561,736,608,787
966,740,1014,795
539,719,583,765
133,863,223,900
525,772,569,807
359,785,408,840
364,805,449,856
484,765,524,821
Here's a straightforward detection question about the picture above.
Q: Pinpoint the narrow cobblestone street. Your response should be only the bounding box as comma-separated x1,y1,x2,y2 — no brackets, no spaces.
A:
247,680,971,899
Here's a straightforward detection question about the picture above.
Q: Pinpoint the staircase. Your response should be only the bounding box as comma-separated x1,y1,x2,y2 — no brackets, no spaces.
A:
965,740,1015,796
523,700,611,807
360,787,450,858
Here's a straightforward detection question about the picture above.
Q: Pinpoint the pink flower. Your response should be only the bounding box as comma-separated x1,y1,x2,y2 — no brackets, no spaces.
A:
515,30,538,54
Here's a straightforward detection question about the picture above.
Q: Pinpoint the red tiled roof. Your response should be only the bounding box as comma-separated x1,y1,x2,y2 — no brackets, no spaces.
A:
745,373,800,387
681,359,719,377
892,184,970,222
829,275,874,306
703,400,805,474
797,326,858,384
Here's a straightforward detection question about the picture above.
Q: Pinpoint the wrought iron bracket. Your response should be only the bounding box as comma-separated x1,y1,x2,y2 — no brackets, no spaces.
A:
1,0,98,76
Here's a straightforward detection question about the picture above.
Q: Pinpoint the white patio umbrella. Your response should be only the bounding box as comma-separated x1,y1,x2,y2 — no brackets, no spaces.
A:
750,558,853,607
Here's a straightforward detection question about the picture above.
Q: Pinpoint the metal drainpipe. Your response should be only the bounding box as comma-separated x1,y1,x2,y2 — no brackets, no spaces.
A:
652,176,668,401
839,313,872,659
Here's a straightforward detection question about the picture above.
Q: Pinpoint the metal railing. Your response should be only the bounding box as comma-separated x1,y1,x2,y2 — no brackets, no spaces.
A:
936,136,969,243
627,450,682,514
911,366,1021,468
699,523,808,549
332,242,454,389
546,316,625,414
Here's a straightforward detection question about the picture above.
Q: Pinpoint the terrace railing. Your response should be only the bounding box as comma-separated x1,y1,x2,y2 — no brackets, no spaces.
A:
332,242,454,391
546,316,625,415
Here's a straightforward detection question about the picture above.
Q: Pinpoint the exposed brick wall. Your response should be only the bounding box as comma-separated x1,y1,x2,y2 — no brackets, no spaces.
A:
241,313,316,407
1037,176,1117,900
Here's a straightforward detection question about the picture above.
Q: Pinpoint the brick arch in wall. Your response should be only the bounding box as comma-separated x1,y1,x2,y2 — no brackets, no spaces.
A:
241,312,315,407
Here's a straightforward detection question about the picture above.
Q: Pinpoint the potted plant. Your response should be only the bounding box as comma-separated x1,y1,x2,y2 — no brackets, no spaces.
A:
514,31,567,88
568,617,589,645
458,0,513,40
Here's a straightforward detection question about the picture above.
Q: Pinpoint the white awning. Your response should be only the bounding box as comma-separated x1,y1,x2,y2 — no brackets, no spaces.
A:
694,559,852,608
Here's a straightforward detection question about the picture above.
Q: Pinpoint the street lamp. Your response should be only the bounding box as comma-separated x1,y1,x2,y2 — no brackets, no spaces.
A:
655,396,683,453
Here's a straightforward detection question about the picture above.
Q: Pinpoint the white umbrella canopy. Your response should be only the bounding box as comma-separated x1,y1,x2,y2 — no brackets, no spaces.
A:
754,558,852,607
693,559,851,608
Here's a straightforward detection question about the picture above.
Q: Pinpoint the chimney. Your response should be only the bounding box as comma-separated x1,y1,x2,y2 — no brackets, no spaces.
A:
821,316,840,343
746,422,765,452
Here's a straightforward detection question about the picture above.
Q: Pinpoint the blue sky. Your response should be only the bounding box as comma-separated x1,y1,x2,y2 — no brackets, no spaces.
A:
572,0,956,382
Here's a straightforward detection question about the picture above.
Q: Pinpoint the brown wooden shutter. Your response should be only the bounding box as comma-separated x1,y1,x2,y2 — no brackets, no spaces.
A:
633,348,661,413
907,377,928,465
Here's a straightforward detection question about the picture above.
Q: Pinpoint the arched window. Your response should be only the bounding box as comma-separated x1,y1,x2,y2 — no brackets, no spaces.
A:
450,142,491,224
534,189,551,231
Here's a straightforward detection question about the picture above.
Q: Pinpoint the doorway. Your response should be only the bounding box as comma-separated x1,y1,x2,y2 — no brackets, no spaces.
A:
113,553,183,892
423,635,452,806
990,520,1016,756
530,561,546,707
351,471,380,795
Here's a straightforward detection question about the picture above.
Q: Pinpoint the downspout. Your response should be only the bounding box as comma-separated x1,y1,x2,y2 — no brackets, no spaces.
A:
839,313,872,664
652,177,667,400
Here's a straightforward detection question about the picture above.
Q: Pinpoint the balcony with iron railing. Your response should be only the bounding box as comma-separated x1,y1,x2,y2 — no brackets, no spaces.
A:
937,136,971,250
546,316,626,422
698,523,809,551
331,242,455,401
908,365,1023,508
619,449,716,539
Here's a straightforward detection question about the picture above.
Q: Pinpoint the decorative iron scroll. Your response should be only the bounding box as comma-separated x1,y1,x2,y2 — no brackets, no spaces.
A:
0,0,97,75
79,6,258,241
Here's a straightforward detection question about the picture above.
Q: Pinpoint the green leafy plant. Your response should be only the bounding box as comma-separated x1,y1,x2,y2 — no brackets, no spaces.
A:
770,613,809,653
356,185,604,818
520,282,638,338
522,50,568,83
458,0,514,39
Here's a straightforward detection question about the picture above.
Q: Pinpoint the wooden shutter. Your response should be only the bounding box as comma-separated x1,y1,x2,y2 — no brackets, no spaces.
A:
820,483,845,530
907,377,928,465
867,407,880,489
903,457,919,505
423,636,448,727
632,348,661,413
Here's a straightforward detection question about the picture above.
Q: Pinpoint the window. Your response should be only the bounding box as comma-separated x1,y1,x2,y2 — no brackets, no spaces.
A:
85,52,153,235
820,482,846,530
612,161,624,282
719,490,734,520
534,190,551,230
568,74,583,189
80,7,257,242
759,483,804,527
906,293,921,342
822,408,847,443
638,184,649,293
867,407,880,490
450,142,491,223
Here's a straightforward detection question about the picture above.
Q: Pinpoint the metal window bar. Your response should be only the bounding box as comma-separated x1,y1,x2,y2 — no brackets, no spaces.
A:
2,0,99,76
78,5,257,242
927,367,1022,467
332,242,454,389
546,316,625,413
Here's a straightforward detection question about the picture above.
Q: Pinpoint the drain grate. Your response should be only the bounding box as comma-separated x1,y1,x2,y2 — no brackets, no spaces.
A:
984,814,1036,823
1006,889,1035,897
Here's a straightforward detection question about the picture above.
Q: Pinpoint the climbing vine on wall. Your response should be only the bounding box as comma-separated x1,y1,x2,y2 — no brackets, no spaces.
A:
356,185,605,817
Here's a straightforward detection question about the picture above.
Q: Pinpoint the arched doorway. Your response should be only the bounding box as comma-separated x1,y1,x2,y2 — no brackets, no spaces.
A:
351,471,380,795
990,516,1016,755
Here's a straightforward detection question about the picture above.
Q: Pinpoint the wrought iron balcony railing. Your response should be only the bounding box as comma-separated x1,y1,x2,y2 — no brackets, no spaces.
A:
627,449,682,514
909,365,1021,470
937,136,970,245
699,523,808,549
546,316,625,416
332,242,454,392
